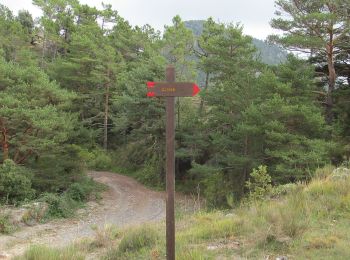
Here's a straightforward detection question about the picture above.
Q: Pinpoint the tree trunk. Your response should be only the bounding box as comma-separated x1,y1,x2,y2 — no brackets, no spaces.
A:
199,72,209,115
243,135,249,181
1,128,9,161
103,70,110,151
325,36,336,124
40,33,46,68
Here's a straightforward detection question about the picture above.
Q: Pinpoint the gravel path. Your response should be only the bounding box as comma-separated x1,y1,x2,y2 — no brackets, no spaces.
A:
0,171,165,258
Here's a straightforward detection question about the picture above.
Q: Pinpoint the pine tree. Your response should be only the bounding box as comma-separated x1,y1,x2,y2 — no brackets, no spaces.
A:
0,58,76,164
269,0,350,124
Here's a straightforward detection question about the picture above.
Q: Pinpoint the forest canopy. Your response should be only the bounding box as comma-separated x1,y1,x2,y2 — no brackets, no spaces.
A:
0,0,349,207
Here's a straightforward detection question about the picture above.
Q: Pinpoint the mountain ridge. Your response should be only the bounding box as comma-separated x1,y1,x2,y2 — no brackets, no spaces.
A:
184,20,287,65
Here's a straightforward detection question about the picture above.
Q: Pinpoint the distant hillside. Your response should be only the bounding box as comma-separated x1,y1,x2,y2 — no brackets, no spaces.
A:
184,20,287,65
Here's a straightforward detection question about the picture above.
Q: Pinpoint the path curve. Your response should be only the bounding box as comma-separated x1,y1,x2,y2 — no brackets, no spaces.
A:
0,171,165,258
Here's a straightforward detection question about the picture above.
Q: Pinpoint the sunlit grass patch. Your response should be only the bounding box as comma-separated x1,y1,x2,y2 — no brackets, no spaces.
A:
177,212,244,244
13,245,85,260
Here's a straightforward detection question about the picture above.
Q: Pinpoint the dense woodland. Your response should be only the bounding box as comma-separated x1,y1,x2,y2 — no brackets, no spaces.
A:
0,0,349,208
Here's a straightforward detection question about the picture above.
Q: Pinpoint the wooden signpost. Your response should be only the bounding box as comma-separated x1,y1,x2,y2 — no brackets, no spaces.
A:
147,66,200,260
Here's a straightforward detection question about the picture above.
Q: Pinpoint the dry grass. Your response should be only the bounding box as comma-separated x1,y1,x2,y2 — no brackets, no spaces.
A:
16,166,350,259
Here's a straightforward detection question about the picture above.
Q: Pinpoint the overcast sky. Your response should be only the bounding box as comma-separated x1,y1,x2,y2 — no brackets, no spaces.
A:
1,0,278,40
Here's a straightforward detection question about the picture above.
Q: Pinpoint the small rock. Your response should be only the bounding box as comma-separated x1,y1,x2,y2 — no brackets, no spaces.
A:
276,236,292,243
207,245,220,250
76,209,87,215
0,252,11,259
330,167,350,180
8,208,27,225
276,256,288,260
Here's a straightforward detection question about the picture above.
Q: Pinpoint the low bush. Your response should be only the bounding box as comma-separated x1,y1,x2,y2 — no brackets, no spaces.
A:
134,158,163,189
0,212,15,234
270,183,299,198
0,160,34,205
78,147,113,170
40,177,105,219
30,145,85,194
40,193,76,218
245,165,272,202
21,202,48,225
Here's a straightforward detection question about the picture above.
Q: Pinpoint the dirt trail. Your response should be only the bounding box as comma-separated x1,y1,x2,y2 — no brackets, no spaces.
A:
0,171,165,258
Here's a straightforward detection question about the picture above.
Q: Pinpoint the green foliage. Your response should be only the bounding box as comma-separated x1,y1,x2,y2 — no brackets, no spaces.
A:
270,1,348,52
77,147,113,170
67,177,105,202
30,145,85,193
270,0,350,130
270,183,299,198
0,160,34,204
40,193,75,218
0,5,30,62
16,169,350,259
185,20,287,65
0,212,15,234
66,183,89,202
0,0,348,213
245,165,272,201
194,53,329,205
188,163,228,207
163,15,196,81
40,177,104,218
134,156,163,188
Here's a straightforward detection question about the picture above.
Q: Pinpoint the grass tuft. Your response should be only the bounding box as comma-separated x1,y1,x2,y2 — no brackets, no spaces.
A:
118,225,159,253
13,245,85,260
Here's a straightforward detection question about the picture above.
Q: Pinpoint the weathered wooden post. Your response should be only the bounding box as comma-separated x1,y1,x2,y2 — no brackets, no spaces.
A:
147,65,200,260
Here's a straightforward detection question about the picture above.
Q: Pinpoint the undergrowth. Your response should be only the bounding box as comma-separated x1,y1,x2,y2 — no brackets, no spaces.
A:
16,165,350,259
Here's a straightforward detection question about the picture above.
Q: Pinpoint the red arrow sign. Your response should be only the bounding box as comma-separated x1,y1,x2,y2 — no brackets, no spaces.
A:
192,84,200,96
146,82,200,97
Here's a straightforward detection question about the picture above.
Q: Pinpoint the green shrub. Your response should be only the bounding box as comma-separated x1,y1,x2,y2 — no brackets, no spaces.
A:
0,212,14,234
0,160,34,205
78,147,113,170
66,177,106,202
245,165,272,202
270,183,299,198
30,145,85,193
39,177,105,219
118,225,159,253
67,183,88,202
40,193,75,218
200,171,230,208
135,158,162,188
